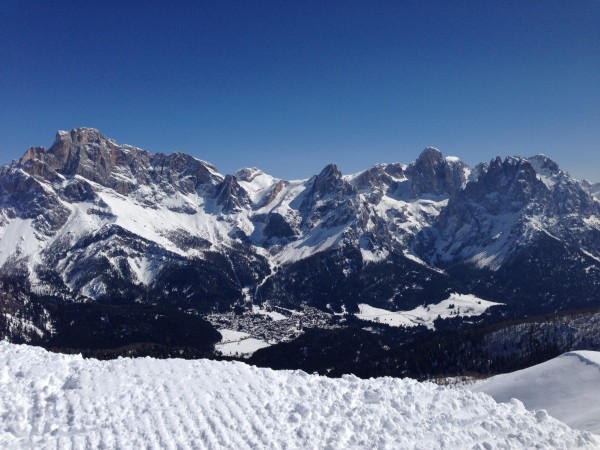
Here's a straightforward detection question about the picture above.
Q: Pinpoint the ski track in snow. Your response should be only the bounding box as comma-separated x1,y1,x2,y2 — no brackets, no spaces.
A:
0,343,597,449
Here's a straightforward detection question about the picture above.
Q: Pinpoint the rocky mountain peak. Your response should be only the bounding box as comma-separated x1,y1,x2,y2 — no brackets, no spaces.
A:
488,155,536,176
149,152,221,196
417,147,444,165
317,163,341,179
56,127,107,144
14,128,225,197
461,156,541,213
235,167,263,182
350,164,405,193
527,154,560,178
469,162,489,182
48,128,123,174
214,174,250,213
17,128,148,194
312,163,344,197
406,148,468,198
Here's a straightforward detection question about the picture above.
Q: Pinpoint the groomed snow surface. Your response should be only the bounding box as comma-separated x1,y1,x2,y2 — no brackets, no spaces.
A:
1,343,597,449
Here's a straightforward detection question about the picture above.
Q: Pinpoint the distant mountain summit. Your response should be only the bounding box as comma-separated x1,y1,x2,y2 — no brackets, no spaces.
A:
588,181,600,200
0,128,598,351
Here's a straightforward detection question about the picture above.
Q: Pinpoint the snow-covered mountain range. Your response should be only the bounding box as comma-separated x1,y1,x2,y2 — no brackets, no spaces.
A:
0,128,599,349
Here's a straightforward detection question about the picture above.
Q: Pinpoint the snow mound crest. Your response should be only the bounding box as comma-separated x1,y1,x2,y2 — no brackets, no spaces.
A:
473,350,600,435
0,343,596,449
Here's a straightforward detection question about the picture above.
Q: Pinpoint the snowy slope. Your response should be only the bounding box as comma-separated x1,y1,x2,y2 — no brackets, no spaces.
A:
472,351,600,434
0,343,597,450
357,293,502,329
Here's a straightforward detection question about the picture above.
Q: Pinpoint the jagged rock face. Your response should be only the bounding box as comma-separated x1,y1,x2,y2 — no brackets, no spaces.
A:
63,178,96,202
454,157,546,214
528,154,560,176
20,128,222,197
312,164,346,197
406,148,469,198
293,164,359,233
419,155,599,266
0,128,599,345
414,154,600,312
214,175,250,213
259,180,286,208
300,165,354,211
0,166,70,235
149,152,219,195
351,164,405,194
21,129,145,193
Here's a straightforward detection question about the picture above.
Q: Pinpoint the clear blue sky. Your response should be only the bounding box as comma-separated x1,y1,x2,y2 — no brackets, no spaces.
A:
1,0,599,181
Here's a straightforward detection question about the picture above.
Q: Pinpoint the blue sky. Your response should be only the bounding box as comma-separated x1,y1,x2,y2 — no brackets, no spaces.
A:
1,0,599,180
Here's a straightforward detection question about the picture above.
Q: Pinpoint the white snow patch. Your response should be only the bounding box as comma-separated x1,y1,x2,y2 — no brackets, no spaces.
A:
580,248,600,263
402,250,445,274
236,168,278,205
0,219,42,268
1,314,45,340
357,293,502,330
470,251,503,270
275,225,345,264
472,351,600,435
215,329,271,357
0,342,595,449
126,256,157,285
537,174,557,189
251,305,287,321
369,194,450,254
360,248,389,263
528,155,560,189
583,215,600,228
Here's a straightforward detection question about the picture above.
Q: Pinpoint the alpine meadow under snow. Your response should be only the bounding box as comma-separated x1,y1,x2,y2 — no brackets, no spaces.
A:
0,342,598,450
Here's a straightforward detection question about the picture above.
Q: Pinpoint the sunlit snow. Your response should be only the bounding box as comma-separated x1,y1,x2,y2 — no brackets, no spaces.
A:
472,351,600,435
214,329,271,357
0,343,596,449
356,293,502,329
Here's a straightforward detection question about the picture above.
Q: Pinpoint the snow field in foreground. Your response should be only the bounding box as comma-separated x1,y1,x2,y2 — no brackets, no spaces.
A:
472,351,600,435
0,342,597,449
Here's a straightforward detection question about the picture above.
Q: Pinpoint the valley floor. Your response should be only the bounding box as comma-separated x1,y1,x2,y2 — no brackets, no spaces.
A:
1,343,597,449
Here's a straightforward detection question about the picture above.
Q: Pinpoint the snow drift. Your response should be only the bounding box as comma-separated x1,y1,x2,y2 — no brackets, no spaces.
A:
0,343,597,449
472,350,600,435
